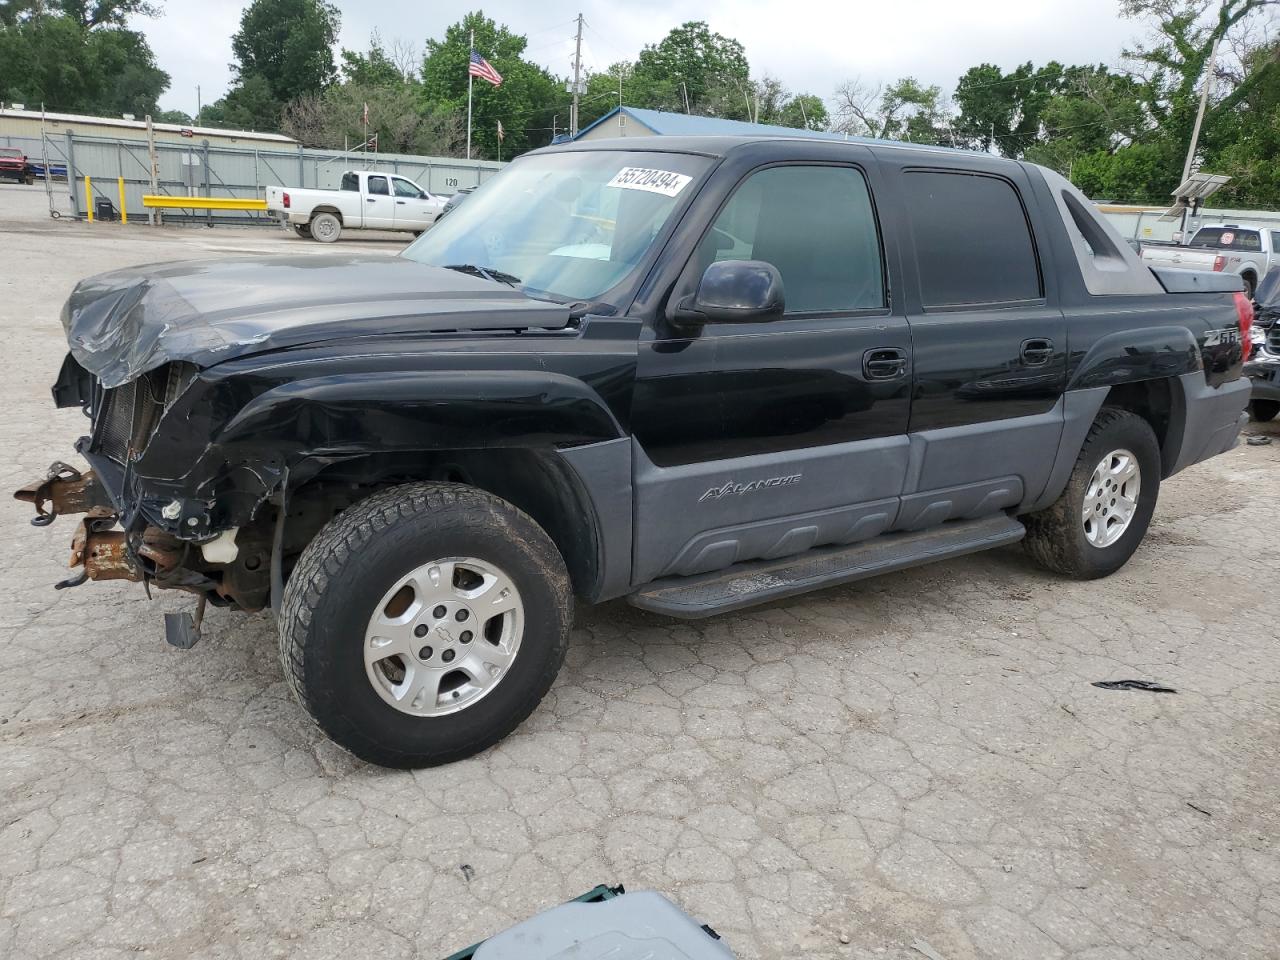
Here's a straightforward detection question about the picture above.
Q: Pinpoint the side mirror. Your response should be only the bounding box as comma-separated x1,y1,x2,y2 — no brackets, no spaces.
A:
675,260,784,326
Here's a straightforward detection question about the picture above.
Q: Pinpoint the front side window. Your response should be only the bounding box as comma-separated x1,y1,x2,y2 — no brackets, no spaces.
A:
696,165,885,314
402,150,712,303
393,178,423,198
367,176,389,196
904,170,1042,306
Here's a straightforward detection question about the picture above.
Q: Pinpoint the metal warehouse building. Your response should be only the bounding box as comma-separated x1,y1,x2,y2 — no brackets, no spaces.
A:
0,107,296,149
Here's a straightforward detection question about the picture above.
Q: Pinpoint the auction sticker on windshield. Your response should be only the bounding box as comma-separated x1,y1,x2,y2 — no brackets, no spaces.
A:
607,167,693,197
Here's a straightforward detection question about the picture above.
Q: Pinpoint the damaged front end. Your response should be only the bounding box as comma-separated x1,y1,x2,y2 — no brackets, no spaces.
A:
16,348,278,623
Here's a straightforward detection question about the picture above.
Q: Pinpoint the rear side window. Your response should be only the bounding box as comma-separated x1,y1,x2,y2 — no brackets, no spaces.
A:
340,173,358,191
904,170,1041,306
367,176,389,196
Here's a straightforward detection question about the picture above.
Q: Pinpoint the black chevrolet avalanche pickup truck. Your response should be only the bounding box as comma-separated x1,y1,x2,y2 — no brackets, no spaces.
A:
18,136,1253,767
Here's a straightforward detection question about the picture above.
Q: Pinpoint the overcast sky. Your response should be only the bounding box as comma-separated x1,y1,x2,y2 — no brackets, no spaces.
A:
141,0,1141,117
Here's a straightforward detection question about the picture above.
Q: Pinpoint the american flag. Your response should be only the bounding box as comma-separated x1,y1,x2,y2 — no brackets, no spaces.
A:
469,49,503,87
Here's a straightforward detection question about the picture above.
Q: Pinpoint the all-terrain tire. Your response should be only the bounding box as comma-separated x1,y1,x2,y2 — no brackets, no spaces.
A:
1249,399,1279,423
278,482,572,768
1023,408,1161,580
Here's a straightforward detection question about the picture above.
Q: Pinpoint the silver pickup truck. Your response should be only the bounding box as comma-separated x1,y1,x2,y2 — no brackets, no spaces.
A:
1141,223,1278,298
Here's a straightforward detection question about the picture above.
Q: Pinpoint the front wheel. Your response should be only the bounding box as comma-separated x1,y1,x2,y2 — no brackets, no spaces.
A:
1023,408,1161,579
278,482,572,768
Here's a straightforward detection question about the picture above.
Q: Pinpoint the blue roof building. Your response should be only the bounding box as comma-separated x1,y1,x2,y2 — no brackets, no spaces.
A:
573,106,857,143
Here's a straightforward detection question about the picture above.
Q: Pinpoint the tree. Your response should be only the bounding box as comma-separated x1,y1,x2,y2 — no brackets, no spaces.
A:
419,11,561,159
341,32,413,86
87,23,168,114
834,76,948,142
282,82,461,155
230,0,340,105
0,12,168,115
628,21,749,115
199,74,278,130
1117,0,1276,190
1197,37,1280,206
54,0,160,29
952,62,1064,154
777,93,828,131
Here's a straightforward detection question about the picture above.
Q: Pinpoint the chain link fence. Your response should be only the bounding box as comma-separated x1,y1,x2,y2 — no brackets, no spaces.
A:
0,130,504,225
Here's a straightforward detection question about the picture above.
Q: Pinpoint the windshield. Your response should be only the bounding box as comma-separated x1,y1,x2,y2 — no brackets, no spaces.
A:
401,150,712,303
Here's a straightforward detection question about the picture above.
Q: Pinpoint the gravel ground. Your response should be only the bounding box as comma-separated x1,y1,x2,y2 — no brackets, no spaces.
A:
1,181,1278,960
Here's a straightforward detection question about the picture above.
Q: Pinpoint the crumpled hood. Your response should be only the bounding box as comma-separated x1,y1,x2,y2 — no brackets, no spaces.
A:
63,254,571,388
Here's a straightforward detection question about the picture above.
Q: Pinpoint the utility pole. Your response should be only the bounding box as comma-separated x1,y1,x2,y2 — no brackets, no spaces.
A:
1179,35,1221,240
1181,35,1221,185
466,27,474,159
570,13,584,136
681,81,690,114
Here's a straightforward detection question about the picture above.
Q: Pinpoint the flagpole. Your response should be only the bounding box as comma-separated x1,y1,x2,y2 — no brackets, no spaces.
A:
466,28,474,160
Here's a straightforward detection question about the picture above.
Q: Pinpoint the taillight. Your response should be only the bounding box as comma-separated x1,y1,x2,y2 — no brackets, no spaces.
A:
283,192,291,209
1213,255,1226,272
1235,291,1254,361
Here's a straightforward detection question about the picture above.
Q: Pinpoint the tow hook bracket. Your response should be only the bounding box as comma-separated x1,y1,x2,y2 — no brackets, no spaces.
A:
14,461,110,526
165,595,207,650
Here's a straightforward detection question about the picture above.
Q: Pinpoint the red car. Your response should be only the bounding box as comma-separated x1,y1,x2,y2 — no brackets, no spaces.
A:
0,148,34,184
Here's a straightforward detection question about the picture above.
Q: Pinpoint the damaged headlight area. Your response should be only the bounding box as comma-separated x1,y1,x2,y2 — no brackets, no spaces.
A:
18,355,278,616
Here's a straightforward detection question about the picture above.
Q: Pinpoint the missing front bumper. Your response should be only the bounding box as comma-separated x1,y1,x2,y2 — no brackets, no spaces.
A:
13,461,112,525
16,460,185,590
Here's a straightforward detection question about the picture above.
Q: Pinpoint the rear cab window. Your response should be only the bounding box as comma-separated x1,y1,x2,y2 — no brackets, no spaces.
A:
902,169,1042,306
1190,228,1262,251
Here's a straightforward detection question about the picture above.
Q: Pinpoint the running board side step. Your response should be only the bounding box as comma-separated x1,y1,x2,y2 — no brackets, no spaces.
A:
627,514,1026,619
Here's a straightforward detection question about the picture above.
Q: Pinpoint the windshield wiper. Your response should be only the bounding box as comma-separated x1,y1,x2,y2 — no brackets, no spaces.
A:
442,264,521,287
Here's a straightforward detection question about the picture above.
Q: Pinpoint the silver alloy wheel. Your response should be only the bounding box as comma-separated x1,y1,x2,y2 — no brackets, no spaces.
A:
364,557,523,717
1082,448,1141,548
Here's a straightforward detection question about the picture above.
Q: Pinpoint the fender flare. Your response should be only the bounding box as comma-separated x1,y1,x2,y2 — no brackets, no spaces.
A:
1066,325,1201,392
216,369,624,459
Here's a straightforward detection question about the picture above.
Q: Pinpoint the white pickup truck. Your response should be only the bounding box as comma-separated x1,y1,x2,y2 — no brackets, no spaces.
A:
1140,223,1278,298
265,170,447,243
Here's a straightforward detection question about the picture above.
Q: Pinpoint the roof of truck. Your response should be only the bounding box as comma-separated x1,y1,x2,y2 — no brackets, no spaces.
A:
543,133,988,162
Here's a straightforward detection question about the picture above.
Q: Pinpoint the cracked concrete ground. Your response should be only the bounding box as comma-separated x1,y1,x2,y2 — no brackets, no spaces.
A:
1,181,1278,960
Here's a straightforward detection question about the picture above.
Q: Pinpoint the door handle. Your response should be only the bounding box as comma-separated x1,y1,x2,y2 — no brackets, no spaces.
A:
396,200,406,205
1020,338,1055,366
366,198,377,203
863,347,908,380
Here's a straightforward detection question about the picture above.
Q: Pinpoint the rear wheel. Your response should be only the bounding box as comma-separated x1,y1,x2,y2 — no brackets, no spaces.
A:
310,212,342,243
1249,399,1280,422
1243,274,1257,300
1023,408,1161,579
278,482,571,768
292,223,312,239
